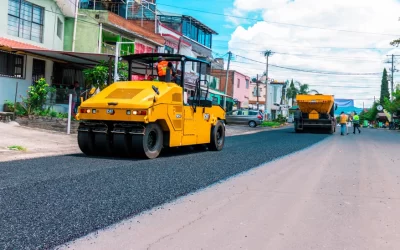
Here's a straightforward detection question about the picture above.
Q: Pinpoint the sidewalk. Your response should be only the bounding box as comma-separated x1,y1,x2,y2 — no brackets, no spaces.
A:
0,122,291,162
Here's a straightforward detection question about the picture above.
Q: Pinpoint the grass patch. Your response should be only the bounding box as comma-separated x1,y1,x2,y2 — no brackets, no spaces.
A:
8,145,27,151
261,121,282,128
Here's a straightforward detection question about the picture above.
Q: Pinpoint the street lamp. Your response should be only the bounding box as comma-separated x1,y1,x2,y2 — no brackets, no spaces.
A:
114,42,135,83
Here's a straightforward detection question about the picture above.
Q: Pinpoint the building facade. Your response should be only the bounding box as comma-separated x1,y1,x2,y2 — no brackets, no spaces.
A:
248,80,266,110
0,0,68,111
210,69,251,111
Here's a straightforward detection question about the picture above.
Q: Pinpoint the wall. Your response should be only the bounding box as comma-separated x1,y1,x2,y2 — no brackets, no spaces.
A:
232,71,250,107
211,69,234,97
65,10,105,53
1,0,65,50
248,81,266,105
0,54,54,111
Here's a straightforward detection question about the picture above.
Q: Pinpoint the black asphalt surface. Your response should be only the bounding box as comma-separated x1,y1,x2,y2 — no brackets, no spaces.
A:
0,128,329,249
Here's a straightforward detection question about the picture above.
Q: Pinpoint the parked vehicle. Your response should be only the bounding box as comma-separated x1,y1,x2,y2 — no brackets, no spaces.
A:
225,109,263,127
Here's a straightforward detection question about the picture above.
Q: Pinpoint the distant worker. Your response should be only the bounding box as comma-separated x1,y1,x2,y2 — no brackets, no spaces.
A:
353,112,361,134
339,111,348,136
157,56,168,81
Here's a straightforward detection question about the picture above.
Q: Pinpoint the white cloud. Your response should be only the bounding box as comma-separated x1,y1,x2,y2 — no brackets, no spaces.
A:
225,0,400,107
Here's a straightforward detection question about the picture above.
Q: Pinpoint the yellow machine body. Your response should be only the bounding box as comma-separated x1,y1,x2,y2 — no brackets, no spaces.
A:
294,94,336,134
296,94,334,114
76,80,225,147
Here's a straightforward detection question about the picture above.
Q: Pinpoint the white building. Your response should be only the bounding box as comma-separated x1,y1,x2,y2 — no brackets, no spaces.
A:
0,0,68,111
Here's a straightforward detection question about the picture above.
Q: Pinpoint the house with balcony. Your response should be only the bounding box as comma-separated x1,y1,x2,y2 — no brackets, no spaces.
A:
248,80,266,111
257,75,288,119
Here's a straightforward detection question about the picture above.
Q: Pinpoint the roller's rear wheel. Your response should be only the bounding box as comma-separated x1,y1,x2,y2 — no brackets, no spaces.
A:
113,133,132,157
132,123,163,159
208,121,225,151
94,133,113,156
78,131,95,155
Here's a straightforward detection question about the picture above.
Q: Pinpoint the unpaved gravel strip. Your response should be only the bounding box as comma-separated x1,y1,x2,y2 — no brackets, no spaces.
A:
58,129,400,250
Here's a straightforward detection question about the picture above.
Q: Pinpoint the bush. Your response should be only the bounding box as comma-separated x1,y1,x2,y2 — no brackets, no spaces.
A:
19,78,55,115
261,121,281,127
273,114,286,124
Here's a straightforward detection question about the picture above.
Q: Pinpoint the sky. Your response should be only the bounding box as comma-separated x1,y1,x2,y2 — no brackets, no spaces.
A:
156,0,400,108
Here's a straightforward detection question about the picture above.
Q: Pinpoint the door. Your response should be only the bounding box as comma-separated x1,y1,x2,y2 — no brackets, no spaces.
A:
32,59,46,84
183,106,196,136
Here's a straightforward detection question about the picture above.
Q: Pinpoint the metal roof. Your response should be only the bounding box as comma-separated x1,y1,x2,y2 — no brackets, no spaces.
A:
15,48,114,66
121,53,210,65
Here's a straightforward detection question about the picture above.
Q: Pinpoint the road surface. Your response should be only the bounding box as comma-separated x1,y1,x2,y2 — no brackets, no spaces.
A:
0,127,328,249
60,128,400,250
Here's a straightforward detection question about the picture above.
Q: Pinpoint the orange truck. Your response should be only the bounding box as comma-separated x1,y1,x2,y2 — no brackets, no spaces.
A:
294,94,337,134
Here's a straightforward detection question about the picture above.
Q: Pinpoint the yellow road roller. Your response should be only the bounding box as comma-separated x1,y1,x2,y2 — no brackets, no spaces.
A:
75,53,226,159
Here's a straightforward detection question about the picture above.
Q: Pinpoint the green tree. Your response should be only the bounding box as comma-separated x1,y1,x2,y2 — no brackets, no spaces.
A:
383,86,400,115
363,102,379,121
296,81,310,94
286,79,297,106
380,68,390,105
83,60,129,90
210,78,217,89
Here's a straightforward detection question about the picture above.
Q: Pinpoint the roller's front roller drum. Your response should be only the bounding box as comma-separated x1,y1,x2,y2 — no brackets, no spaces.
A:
132,123,163,159
208,120,225,151
77,131,95,155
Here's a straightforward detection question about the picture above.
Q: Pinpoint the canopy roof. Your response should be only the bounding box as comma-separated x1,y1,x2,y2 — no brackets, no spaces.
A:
121,53,210,65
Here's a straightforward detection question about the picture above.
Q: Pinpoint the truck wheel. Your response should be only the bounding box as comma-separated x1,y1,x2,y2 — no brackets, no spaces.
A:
132,123,163,159
208,121,225,151
249,121,257,128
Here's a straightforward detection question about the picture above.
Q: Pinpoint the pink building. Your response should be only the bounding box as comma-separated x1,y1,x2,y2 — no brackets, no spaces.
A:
230,71,251,108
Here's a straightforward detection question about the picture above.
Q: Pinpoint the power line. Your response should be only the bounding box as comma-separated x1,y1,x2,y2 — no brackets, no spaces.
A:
212,40,394,50
156,3,400,37
232,55,381,75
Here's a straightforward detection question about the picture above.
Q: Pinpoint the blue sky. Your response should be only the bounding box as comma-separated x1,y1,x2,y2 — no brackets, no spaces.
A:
155,0,400,108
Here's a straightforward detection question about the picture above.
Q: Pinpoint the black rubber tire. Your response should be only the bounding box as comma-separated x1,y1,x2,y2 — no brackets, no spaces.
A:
132,123,163,159
208,120,225,151
94,133,113,156
77,131,95,155
113,133,132,157
248,120,257,128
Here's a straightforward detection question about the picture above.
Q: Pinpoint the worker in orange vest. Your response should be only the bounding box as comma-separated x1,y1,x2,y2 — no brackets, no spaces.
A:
339,111,348,136
157,56,169,81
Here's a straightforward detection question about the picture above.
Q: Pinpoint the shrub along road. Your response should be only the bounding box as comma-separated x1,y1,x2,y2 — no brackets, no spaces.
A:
0,128,329,249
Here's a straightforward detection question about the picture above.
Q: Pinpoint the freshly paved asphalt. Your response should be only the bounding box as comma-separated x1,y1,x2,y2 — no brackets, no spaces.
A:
0,128,329,249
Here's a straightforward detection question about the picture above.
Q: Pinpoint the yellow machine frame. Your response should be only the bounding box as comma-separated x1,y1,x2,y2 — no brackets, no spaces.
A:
76,53,226,159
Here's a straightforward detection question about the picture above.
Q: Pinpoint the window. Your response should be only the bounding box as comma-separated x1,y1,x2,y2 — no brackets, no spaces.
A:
57,17,63,39
0,50,24,78
164,46,174,54
8,0,44,43
273,86,278,103
246,79,249,89
237,78,240,88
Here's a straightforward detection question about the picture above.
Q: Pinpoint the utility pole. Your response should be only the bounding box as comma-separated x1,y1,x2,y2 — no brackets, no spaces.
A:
386,54,400,128
223,51,232,110
390,54,394,102
256,74,259,110
263,50,273,120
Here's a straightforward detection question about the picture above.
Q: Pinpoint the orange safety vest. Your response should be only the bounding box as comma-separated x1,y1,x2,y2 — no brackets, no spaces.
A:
157,61,168,76
339,114,347,124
